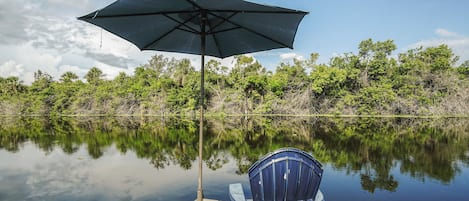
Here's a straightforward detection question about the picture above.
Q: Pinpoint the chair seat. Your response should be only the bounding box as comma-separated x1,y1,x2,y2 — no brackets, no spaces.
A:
229,183,324,201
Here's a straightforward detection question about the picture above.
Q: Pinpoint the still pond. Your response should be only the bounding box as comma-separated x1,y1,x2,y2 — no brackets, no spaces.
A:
0,117,468,201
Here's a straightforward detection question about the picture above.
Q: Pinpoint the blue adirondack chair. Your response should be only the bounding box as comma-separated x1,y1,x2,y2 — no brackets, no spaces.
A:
229,148,324,201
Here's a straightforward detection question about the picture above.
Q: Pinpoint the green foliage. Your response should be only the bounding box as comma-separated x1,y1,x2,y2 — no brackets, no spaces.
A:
311,65,347,96
0,40,467,116
457,60,469,77
357,39,397,84
31,70,53,93
60,71,79,83
269,60,309,97
0,76,25,97
85,67,104,85
421,45,458,72
355,84,396,114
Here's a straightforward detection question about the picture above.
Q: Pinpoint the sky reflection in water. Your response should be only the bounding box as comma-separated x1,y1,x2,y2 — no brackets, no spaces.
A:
0,143,245,201
0,117,468,201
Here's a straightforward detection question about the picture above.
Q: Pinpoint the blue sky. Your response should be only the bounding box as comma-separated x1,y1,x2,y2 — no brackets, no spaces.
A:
253,0,469,66
0,0,468,84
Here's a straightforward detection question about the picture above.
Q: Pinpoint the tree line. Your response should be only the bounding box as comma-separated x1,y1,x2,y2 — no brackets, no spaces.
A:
1,39,468,116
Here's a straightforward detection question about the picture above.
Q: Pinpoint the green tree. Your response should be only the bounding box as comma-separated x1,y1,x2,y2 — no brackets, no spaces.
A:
146,54,169,78
270,59,309,97
60,71,79,83
85,67,104,85
457,60,469,77
31,70,53,92
421,45,458,72
230,55,268,113
357,39,397,85
310,65,348,97
169,58,194,87
0,76,25,96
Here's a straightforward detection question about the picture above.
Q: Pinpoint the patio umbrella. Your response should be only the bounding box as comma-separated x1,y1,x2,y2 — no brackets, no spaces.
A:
78,0,307,200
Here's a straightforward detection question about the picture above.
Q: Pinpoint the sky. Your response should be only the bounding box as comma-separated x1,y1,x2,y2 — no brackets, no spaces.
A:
0,0,468,84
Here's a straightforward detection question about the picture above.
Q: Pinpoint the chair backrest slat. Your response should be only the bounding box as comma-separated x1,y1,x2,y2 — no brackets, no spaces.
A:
248,148,323,201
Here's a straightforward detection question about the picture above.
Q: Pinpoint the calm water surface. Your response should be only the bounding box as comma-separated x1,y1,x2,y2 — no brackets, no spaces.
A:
0,117,468,201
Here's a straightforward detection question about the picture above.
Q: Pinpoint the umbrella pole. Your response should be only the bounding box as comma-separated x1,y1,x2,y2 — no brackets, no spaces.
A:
197,54,205,201
197,11,207,201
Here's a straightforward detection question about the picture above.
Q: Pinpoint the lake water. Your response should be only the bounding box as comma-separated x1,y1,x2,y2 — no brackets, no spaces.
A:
0,117,468,201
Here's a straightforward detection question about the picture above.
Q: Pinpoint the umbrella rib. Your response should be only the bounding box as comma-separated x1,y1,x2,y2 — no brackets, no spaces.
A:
78,10,308,20
208,12,292,49
142,14,200,49
79,10,198,19
79,11,306,20
177,27,199,34
163,14,199,33
206,18,223,57
207,12,239,33
208,10,308,14
183,0,203,10
166,2,307,14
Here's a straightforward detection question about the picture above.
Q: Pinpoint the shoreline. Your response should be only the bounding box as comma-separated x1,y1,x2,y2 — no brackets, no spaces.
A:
1,113,468,118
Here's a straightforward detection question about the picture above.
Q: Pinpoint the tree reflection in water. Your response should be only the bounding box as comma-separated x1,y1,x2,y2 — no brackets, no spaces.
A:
0,116,468,193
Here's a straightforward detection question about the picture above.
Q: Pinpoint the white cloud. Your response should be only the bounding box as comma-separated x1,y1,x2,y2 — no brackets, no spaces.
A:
0,0,32,45
0,144,234,200
92,62,134,81
408,29,469,63
435,28,462,38
0,45,65,84
280,52,304,61
0,60,25,78
47,0,90,7
18,51,62,84
218,56,237,70
0,0,145,84
0,0,284,83
201,55,237,70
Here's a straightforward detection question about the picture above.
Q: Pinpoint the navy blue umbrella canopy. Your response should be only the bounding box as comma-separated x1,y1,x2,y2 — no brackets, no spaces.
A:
79,1,307,200
78,0,307,58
